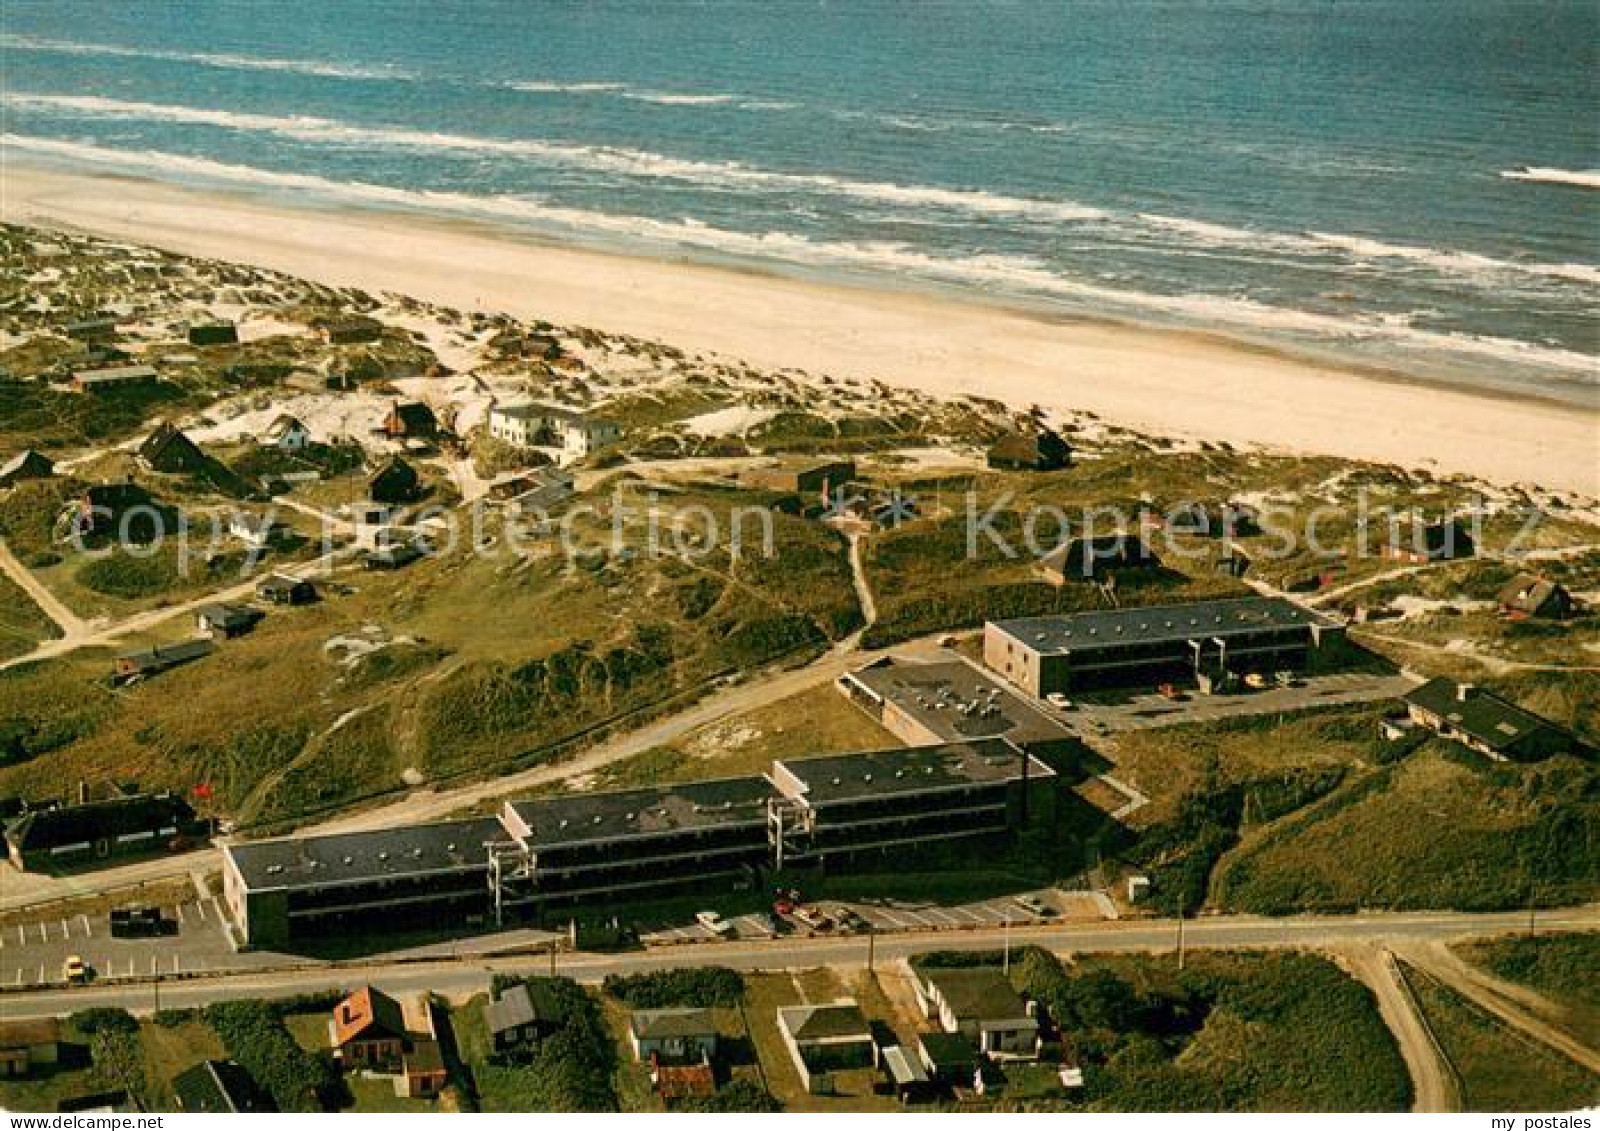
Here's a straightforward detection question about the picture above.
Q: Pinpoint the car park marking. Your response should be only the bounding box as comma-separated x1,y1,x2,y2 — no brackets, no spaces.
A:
36,923,46,944
174,903,185,923
195,900,208,922
80,914,92,937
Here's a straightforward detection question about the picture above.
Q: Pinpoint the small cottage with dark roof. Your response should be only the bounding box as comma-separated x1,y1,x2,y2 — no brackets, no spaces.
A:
1403,678,1582,762
484,980,571,1055
196,603,263,639
172,1059,273,1113
0,450,54,489
0,1018,62,1078
3,793,199,871
1038,533,1160,584
322,317,384,345
1387,517,1475,563
187,323,239,347
138,423,208,474
383,401,439,440
1498,574,1573,620
112,639,216,685
628,1008,718,1065
368,456,420,504
256,574,316,606
775,999,877,1090
986,429,1072,472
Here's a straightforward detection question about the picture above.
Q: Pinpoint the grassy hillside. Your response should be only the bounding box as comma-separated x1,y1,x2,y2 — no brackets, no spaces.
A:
1213,744,1599,914
1402,962,1598,1112
1452,933,1600,1045
0,571,57,660
991,948,1411,1111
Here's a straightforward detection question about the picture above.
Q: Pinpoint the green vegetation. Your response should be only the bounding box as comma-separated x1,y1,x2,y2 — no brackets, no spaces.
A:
0,571,56,660
602,967,744,1009
458,977,618,1112
203,999,340,1112
1402,963,1598,1112
678,1080,782,1112
1214,745,1600,914
1453,933,1600,1043
1013,949,1410,1111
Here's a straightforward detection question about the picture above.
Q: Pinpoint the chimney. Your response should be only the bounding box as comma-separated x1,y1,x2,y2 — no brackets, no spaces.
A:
1457,683,1474,702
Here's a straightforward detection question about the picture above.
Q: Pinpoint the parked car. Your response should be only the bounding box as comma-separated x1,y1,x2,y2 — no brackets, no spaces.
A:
1045,692,1074,710
829,906,866,932
792,905,834,931
1274,670,1299,688
695,910,735,937
110,906,166,939
1014,894,1052,917
63,955,88,984
1243,672,1268,690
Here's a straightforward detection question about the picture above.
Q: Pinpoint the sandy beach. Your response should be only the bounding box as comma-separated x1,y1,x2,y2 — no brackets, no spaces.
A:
4,164,1595,498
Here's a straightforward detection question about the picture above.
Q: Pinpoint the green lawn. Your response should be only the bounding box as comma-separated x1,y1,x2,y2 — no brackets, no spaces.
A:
1403,962,1598,1112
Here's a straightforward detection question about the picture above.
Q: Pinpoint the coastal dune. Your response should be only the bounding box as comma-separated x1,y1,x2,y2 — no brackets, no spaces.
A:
4,164,1595,498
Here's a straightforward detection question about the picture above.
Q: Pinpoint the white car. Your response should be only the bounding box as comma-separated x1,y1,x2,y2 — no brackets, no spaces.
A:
1014,894,1051,917
695,910,734,936
1045,693,1074,710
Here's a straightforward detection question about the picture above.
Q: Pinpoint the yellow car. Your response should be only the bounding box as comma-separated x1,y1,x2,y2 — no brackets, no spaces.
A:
63,955,88,984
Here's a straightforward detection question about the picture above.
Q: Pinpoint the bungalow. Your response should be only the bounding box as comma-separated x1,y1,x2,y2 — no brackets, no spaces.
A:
628,1008,718,1065
330,986,447,1099
187,323,239,347
256,574,316,606
62,316,119,342
911,966,1039,1060
368,457,420,505
1387,517,1475,563
263,415,312,452
171,1060,273,1113
916,1031,981,1087
138,423,208,474
0,450,54,489
1498,574,1574,620
322,317,384,345
484,980,570,1057
72,364,158,392
331,986,410,1072
196,603,263,639
364,541,425,571
744,459,857,499
775,1000,877,1093
1038,533,1160,585
986,429,1072,472
880,1044,934,1104
112,639,216,685
499,466,576,517
1403,678,1582,763
3,793,199,872
0,1019,62,1078
383,401,439,441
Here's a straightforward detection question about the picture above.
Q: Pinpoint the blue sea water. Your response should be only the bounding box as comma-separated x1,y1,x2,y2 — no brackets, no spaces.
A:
2,0,1596,403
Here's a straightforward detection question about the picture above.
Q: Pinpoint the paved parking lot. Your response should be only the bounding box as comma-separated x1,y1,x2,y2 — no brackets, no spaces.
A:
0,894,249,988
1057,672,1415,735
639,887,1109,947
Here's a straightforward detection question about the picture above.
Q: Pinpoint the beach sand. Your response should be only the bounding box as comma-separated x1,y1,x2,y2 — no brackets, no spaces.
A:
4,164,1595,497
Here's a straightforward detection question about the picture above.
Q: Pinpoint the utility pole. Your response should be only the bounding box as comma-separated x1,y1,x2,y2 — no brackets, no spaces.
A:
1003,916,1012,974
1177,895,1190,972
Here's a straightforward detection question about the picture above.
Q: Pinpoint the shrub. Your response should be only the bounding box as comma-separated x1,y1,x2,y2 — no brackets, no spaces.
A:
678,1080,781,1112
204,999,339,1112
70,1007,139,1035
602,967,744,1008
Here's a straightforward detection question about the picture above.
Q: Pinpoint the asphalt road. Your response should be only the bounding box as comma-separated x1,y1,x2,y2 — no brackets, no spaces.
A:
3,906,1593,1020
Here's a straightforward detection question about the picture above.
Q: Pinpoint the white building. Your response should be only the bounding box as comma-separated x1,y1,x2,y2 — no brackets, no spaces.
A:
488,402,620,463
263,414,312,452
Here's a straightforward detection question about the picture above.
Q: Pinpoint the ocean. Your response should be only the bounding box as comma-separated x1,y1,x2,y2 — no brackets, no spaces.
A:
3,0,1596,405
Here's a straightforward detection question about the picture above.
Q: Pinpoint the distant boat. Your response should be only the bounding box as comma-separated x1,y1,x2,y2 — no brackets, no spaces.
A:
1501,166,1600,189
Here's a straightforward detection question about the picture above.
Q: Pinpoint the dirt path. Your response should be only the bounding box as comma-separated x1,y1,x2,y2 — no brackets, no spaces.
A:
1344,945,1459,1113
1398,940,1600,1074
0,538,88,640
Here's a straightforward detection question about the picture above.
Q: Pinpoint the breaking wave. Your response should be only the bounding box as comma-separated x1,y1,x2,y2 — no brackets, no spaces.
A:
0,33,411,81
1501,167,1600,189
7,134,1595,383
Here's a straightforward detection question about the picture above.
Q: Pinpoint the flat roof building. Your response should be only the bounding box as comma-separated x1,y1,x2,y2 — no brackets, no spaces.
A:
984,596,1345,696
839,654,1081,757
490,777,772,918
221,816,504,949
769,740,1055,868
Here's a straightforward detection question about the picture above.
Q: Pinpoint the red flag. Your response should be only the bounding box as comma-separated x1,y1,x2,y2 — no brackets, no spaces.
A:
192,783,213,800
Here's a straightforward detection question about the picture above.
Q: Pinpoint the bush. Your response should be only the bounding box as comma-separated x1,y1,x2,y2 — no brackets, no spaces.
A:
152,1008,197,1028
204,999,339,1112
602,967,744,1008
678,1080,781,1112
70,1007,139,1035
77,550,180,599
